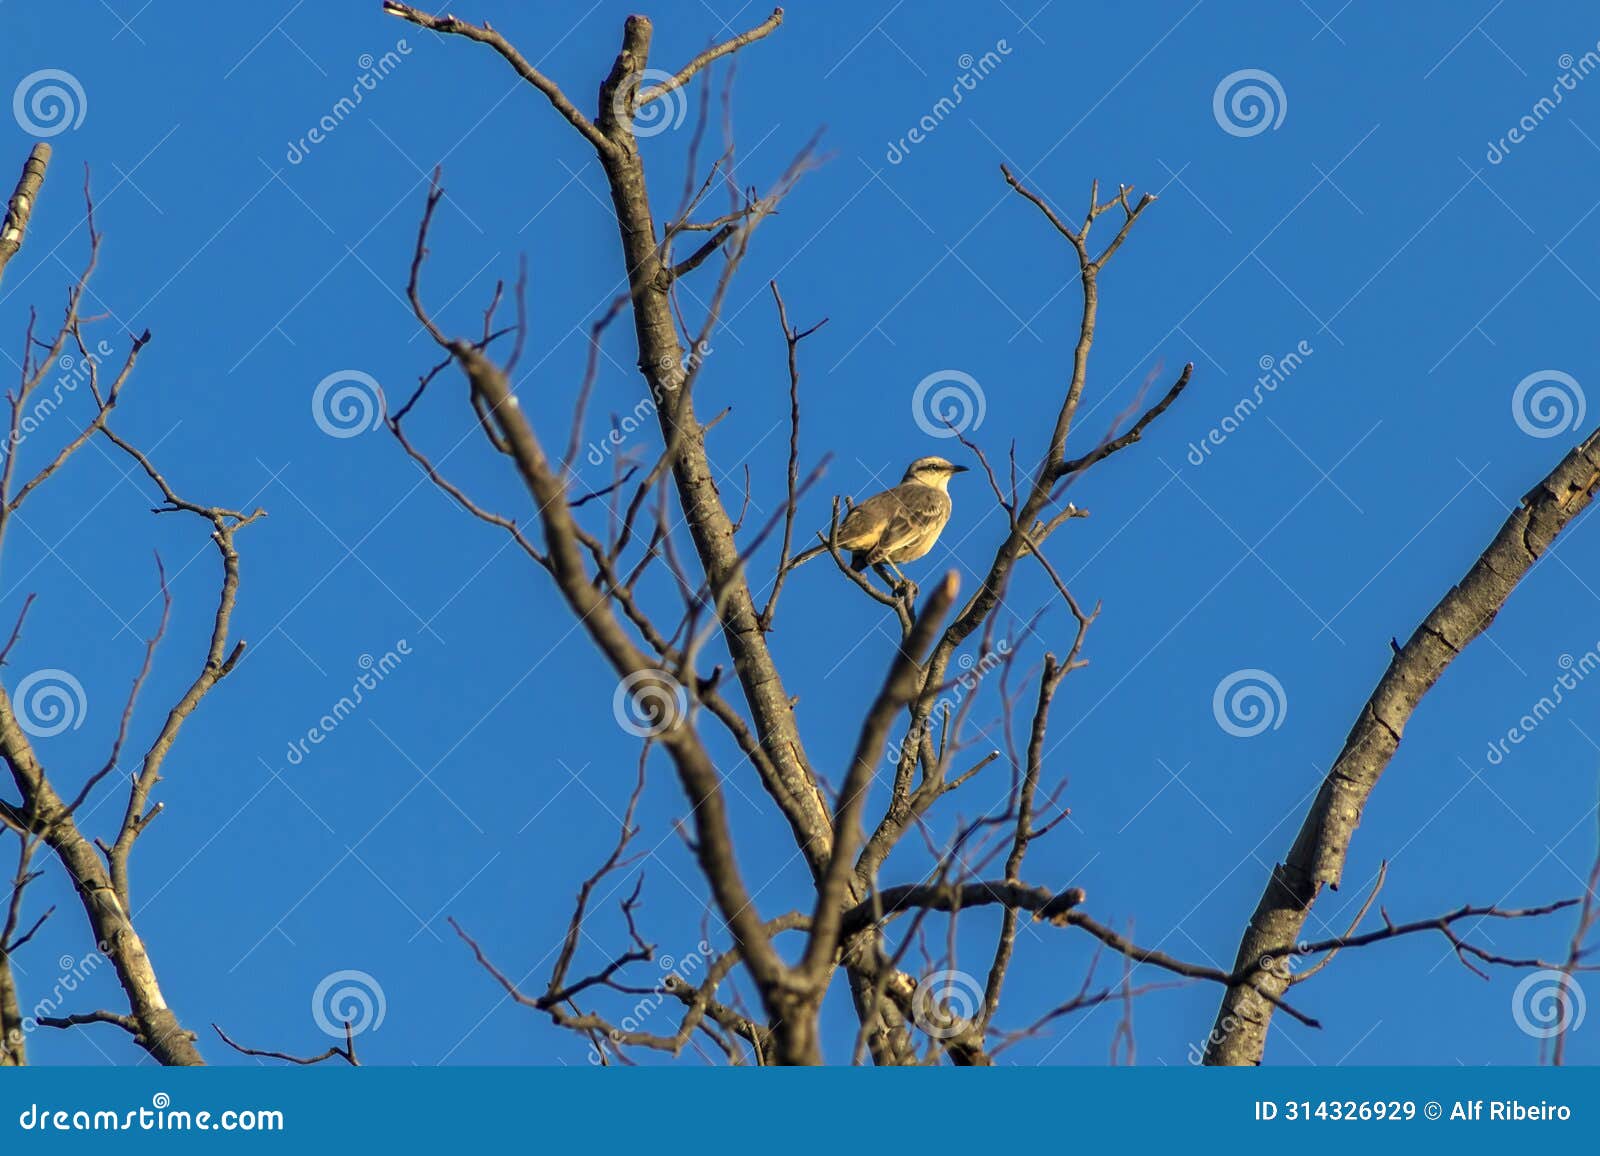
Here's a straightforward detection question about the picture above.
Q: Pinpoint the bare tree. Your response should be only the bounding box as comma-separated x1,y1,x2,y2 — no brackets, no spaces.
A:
0,144,263,1066
2,6,1593,1069
369,5,1600,1066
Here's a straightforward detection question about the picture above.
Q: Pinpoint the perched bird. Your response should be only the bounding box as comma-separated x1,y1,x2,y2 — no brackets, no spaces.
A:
832,456,967,582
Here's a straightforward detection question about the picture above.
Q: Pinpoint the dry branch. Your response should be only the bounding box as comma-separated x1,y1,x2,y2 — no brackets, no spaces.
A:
1207,425,1600,1064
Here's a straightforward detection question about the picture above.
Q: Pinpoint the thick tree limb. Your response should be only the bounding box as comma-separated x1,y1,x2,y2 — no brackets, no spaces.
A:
0,144,49,288
1206,425,1600,1064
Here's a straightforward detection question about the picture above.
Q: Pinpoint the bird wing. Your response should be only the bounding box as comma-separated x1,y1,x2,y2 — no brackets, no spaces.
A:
835,490,895,550
875,487,950,559
837,485,947,556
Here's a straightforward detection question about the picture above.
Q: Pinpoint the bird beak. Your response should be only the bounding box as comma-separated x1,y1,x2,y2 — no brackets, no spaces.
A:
951,465,970,474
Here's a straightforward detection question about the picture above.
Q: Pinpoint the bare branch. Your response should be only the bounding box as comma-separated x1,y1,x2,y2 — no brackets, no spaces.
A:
1208,423,1600,1064
0,144,49,288
381,3,614,153
635,10,785,108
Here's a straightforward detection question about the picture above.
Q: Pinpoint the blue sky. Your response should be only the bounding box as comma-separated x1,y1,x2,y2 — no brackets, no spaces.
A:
3,0,1600,1066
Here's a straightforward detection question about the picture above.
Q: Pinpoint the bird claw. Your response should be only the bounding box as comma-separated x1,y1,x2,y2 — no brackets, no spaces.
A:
894,579,918,601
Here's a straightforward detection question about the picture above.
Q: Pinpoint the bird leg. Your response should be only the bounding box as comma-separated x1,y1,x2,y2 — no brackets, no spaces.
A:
874,561,916,602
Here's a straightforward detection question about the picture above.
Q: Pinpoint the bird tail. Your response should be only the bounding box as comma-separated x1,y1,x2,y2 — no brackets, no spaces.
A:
850,551,869,573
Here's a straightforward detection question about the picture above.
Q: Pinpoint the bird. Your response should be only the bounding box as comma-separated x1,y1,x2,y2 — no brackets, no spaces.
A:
826,456,967,586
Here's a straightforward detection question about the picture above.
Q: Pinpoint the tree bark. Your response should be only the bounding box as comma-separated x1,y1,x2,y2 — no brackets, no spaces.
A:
1205,426,1600,1064
0,143,49,289
591,18,836,880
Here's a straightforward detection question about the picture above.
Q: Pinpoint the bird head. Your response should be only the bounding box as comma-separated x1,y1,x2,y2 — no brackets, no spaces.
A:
902,456,969,490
